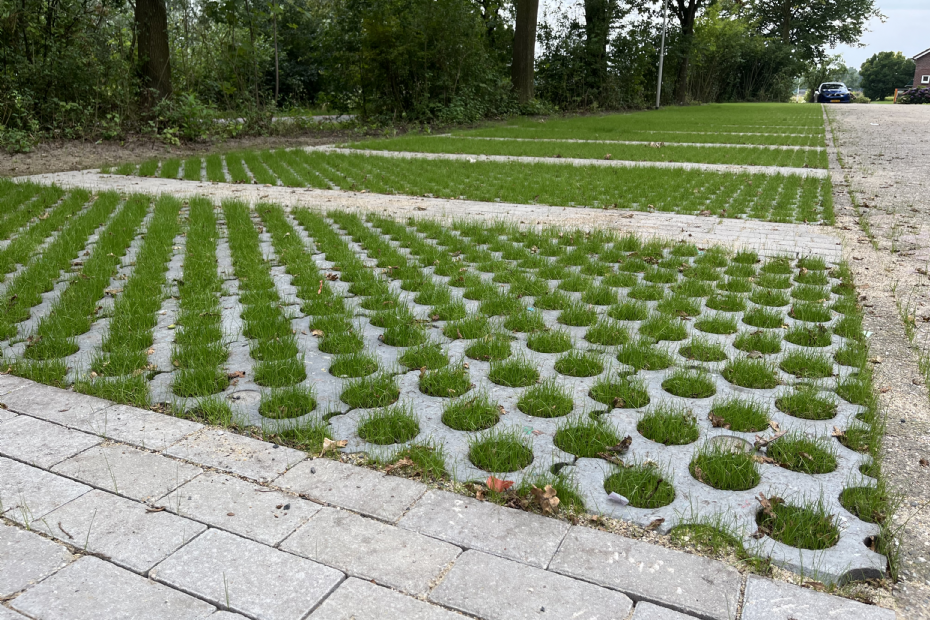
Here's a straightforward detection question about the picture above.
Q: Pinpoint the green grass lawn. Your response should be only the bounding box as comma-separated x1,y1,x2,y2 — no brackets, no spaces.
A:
0,181,892,573
347,135,828,169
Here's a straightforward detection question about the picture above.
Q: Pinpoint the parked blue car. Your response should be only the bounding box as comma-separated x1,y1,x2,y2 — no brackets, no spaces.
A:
815,82,851,103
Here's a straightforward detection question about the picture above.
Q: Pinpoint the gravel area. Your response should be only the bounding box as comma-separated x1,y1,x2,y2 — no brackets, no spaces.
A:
827,103,930,620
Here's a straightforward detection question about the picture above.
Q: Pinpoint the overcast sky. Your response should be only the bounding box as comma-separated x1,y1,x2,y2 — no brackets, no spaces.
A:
833,0,930,68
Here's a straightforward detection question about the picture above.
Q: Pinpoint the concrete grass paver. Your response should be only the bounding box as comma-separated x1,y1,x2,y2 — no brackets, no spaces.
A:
430,550,634,620
740,575,895,620
0,416,100,468
548,525,742,620
632,602,701,619
52,443,203,503
10,556,216,620
398,489,569,568
163,471,320,546
0,456,91,524
34,489,206,573
151,528,344,620
275,458,425,522
308,578,466,620
0,522,72,597
167,429,305,482
281,506,461,596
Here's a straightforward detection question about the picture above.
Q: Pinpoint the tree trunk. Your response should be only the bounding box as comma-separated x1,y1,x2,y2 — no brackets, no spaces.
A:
511,0,539,104
273,0,280,103
135,0,172,108
584,0,611,105
672,0,699,105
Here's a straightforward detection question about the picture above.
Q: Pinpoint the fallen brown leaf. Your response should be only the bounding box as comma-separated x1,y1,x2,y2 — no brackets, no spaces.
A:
146,506,166,513
384,457,414,474
920,458,929,467
227,370,246,379
708,413,730,429
768,420,781,432
310,329,324,337
754,430,786,449
606,436,633,454
597,452,624,465
831,426,846,439
530,485,560,514
693,466,705,483
645,518,665,531
486,476,514,493
756,492,783,517
320,438,348,456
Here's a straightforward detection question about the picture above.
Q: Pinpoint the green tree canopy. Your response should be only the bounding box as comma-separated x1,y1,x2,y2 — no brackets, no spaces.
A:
860,52,916,100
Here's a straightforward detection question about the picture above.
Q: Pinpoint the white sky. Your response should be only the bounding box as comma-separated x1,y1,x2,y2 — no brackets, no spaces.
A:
822,0,929,69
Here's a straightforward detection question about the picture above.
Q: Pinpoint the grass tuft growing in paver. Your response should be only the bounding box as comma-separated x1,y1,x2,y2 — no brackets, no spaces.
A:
259,386,317,419
775,387,837,420
766,432,837,474
663,368,716,398
442,393,501,431
399,342,449,370
526,328,573,353
488,356,539,387
779,350,834,379
690,445,760,491
358,405,420,445
341,373,400,408
465,333,512,361
733,330,782,355
617,339,673,371
756,499,839,550
638,405,700,445
603,462,675,509
554,350,604,377
589,375,650,408
419,363,472,397
722,358,780,389
679,337,728,362
839,485,888,524
330,351,379,378
469,428,534,473
709,398,769,432
554,418,623,458
518,379,574,418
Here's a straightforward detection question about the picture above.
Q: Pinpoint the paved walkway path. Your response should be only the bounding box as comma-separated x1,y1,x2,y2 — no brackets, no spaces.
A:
311,146,830,178
14,169,843,261
0,375,893,620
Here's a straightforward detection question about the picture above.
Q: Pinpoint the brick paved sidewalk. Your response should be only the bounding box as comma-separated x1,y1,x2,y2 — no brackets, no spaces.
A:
0,375,892,620
14,170,843,261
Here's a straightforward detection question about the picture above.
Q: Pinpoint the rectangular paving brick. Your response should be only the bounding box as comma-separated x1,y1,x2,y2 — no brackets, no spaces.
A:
548,526,742,620
0,409,15,423
91,404,202,452
0,606,28,620
0,416,100,468
11,556,215,620
0,384,112,428
34,489,206,574
633,602,700,620
741,575,895,620
152,528,344,620
167,429,305,482
398,489,569,568
0,456,91,524
281,506,460,596
0,374,35,396
308,578,465,620
164,471,319,546
0,522,72,597
274,459,424,522
52,443,202,503
430,550,633,619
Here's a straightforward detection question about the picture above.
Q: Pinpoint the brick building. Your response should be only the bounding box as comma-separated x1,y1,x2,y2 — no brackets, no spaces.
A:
914,47,930,87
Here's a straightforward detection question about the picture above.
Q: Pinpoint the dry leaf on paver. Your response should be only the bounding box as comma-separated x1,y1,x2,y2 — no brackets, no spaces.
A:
831,426,846,439
320,438,348,456
768,421,781,432
709,413,730,429
498,405,506,416
747,350,763,359
227,371,246,380
920,458,929,467
384,457,414,474
612,396,626,408
146,506,166,513
310,329,324,337
756,493,783,517
597,452,624,466
803,581,826,592
486,476,514,493
604,154,612,160
645,518,665,531
606,436,632,453
531,485,560,514
693,466,705,483
753,455,775,465
325,273,339,281
753,430,785,449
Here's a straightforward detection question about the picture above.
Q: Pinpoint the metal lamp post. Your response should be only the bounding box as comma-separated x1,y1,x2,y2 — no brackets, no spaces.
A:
655,0,669,108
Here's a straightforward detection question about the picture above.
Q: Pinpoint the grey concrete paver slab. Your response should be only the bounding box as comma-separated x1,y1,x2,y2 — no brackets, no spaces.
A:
10,556,216,620
741,576,895,620
429,550,634,620
308,578,466,620
208,613,251,620
274,459,424,522
34,489,206,573
0,522,72,597
0,410,15,423
166,429,305,482
163,471,319,546
632,602,700,620
397,489,568,568
281,506,460,596
151,528,344,620
0,416,100,468
52,443,203,502
87,404,202,451
548,526,741,620
0,374,36,396
0,384,112,428
0,456,91,524
0,606,29,620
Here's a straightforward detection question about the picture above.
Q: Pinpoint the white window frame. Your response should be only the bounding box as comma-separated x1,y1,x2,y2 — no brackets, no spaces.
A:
922,75,930,85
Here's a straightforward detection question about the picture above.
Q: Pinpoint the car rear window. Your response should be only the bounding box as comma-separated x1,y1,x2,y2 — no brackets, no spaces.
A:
822,83,845,90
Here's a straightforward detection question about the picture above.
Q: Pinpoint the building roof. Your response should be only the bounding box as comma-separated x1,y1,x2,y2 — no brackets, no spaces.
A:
915,47,930,60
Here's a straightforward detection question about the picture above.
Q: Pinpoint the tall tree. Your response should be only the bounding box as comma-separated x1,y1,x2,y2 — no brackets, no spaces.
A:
583,0,612,101
512,0,539,103
749,0,883,63
671,0,713,104
135,0,172,106
860,52,916,100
